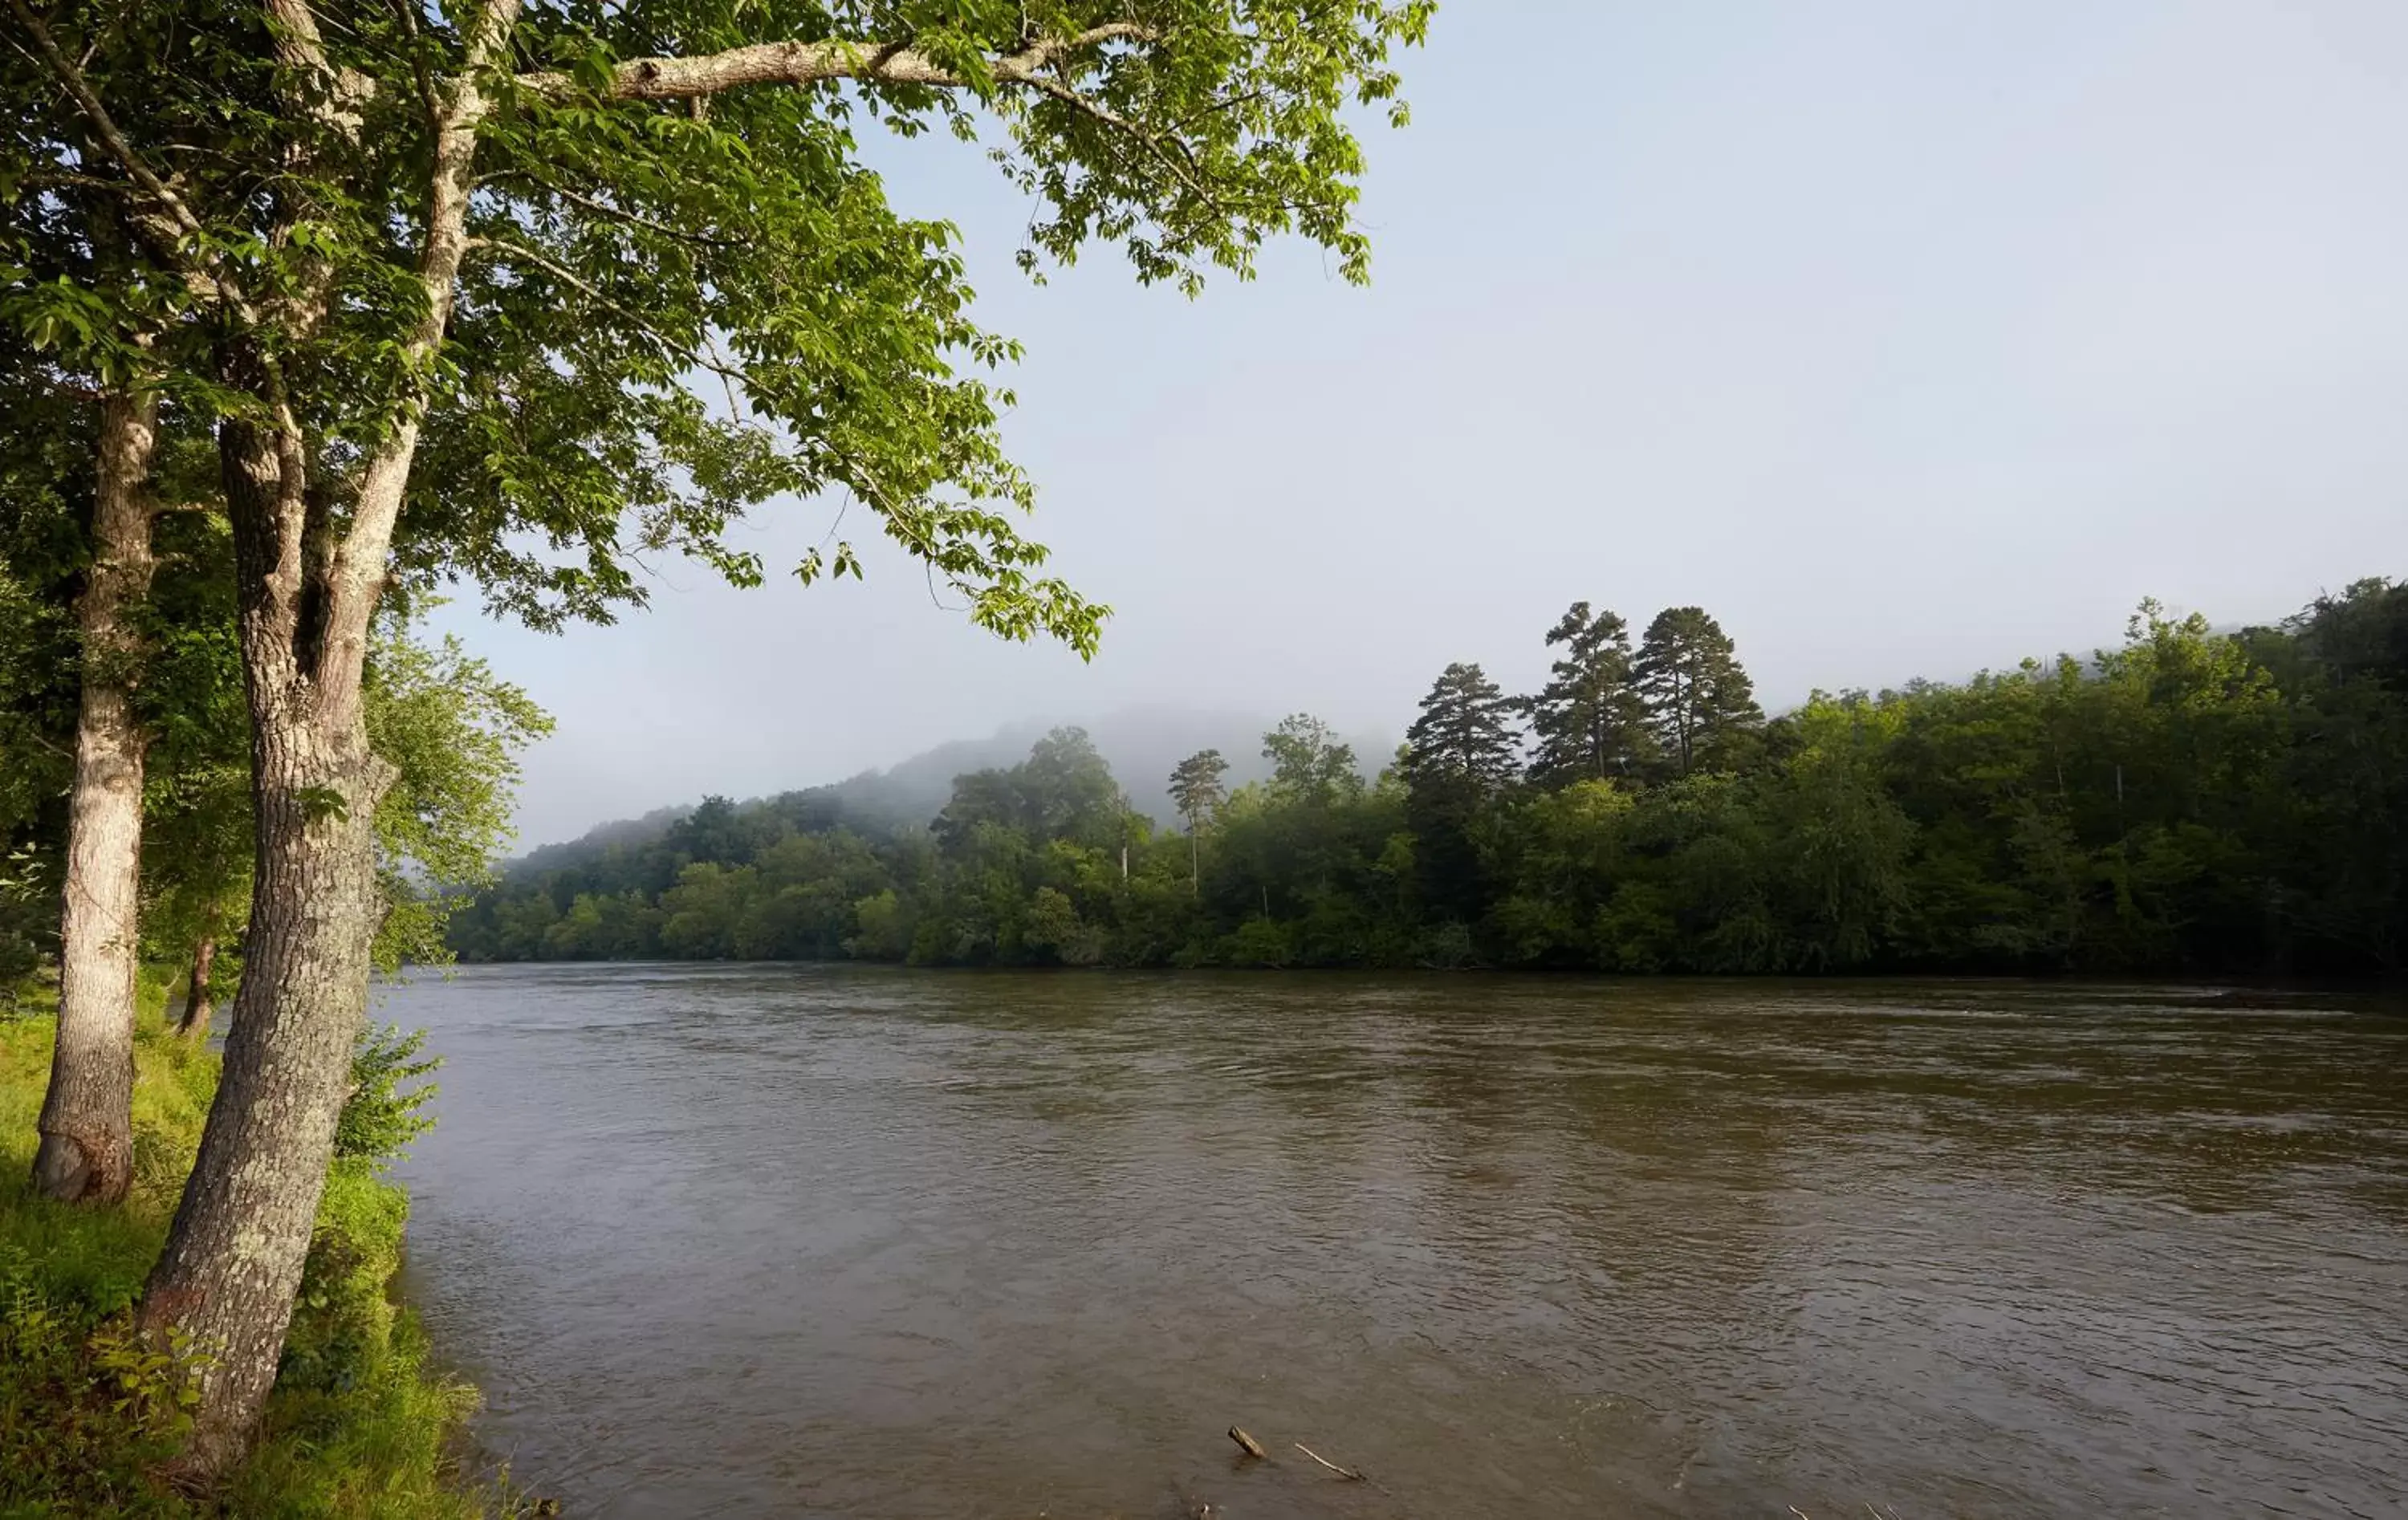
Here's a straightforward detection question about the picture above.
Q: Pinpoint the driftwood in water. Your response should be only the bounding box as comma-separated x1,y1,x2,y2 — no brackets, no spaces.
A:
1294,1441,1366,1481
1228,1425,1268,1459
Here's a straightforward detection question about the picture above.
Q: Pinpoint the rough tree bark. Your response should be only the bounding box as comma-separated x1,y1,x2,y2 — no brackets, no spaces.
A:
136,727,387,1475
32,385,159,1205
175,933,216,1041
136,411,399,1477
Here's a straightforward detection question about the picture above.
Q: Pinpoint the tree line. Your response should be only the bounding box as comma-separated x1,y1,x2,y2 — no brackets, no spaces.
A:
453,585,2408,977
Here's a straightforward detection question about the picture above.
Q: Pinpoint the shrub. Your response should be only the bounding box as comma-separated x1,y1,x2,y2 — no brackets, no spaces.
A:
335,1024,440,1171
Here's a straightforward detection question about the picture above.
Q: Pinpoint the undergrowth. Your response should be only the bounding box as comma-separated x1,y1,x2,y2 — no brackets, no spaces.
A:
1,980,520,1518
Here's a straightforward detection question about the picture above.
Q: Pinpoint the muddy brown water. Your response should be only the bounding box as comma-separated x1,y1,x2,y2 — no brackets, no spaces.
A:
384,965,2408,1518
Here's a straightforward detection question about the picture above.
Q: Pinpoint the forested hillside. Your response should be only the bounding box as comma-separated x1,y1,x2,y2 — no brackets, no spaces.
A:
517,709,1389,872
448,583,2408,977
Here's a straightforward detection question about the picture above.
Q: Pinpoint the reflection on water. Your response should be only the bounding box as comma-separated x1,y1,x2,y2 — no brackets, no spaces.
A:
385,967,2408,1518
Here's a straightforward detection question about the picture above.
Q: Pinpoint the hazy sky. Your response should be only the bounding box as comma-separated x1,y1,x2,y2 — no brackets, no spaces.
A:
434,0,2408,847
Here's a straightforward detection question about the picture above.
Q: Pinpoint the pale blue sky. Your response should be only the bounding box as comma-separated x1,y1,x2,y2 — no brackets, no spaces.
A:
437,0,2408,846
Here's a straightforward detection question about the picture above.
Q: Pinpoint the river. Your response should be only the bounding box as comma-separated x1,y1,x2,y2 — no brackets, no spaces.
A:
383,965,2408,1518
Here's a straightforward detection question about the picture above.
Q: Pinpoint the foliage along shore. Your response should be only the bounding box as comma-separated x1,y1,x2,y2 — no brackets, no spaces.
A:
451,582,2407,979
0,980,515,1518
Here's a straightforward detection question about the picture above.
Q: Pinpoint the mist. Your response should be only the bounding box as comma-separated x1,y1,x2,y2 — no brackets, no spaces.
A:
429,0,2408,849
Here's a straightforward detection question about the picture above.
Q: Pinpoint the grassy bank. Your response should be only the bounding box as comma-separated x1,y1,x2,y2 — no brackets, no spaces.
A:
0,988,512,1518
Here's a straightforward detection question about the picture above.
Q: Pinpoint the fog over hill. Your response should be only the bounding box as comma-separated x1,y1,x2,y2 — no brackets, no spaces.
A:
510,707,1392,864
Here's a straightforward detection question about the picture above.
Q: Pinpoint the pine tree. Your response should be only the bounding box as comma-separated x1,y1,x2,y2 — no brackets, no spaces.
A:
1403,663,1520,924
1405,663,1523,788
1634,608,1763,776
1167,749,1229,895
1525,601,1651,786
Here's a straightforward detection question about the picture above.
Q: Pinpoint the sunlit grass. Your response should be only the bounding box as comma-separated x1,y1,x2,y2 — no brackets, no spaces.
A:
1,990,527,1518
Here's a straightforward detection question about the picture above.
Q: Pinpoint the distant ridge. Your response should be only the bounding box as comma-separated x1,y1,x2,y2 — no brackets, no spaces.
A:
508,707,1390,864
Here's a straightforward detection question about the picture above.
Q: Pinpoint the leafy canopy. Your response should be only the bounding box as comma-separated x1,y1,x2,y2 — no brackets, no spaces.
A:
2,1,1435,650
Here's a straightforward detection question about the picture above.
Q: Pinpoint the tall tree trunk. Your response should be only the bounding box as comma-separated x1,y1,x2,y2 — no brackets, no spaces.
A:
139,719,388,1475
175,933,216,1041
32,386,158,1205
138,414,398,1477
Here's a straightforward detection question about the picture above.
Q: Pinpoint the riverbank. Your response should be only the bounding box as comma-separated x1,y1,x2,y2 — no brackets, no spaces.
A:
0,996,513,1518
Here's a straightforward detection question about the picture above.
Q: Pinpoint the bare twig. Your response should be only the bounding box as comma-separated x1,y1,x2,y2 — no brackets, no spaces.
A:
16,166,132,193
1226,1426,1266,1460
702,331,746,420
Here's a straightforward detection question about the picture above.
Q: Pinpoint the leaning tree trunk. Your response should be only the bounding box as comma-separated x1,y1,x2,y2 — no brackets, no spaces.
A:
175,933,216,1041
32,387,159,1205
137,674,393,1476
137,411,400,1477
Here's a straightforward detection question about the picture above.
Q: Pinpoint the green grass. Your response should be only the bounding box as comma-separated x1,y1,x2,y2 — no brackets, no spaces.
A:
1,986,523,1518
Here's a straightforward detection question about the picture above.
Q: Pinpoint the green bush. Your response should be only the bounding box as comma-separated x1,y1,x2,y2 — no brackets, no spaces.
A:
336,1024,440,1171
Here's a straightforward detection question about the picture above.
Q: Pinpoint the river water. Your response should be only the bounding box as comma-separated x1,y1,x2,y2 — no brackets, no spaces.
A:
384,965,2408,1519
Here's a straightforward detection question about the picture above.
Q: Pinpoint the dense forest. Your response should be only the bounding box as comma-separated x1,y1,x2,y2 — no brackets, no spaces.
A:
451,583,2408,977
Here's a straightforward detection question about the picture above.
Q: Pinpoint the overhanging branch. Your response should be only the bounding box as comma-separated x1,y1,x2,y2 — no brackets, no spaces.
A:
515,21,1156,103
1013,72,1214,205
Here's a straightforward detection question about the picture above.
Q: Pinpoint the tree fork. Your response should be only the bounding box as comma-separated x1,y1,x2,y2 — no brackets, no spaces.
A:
132,357,391,1464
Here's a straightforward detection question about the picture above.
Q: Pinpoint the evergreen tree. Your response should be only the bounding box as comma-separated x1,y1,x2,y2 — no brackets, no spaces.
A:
1634,607,1764,775
1526,601,1650,786
1167,749,1230,895
1405,664,1523,788
1402,662,1520,925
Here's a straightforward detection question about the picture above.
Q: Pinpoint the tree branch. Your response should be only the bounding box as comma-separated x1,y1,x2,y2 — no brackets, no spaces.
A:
5,0,206,245
1012,71,1216,205
378,0,443,133
16,165,132,193
315,0,524,722
462,234,702,364
514,19,1220,220
262,0,374,128
478,170,745,248
516,21,1156,103
6,0,255,312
